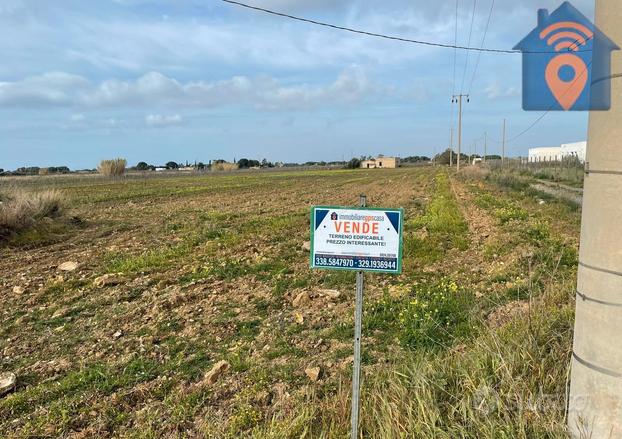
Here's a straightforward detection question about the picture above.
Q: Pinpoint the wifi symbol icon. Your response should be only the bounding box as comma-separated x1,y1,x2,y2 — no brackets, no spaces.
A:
540,21,593,110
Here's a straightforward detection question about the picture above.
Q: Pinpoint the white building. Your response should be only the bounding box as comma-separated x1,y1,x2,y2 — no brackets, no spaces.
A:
561,141,587,163
528,146,562,163
528,141,587,163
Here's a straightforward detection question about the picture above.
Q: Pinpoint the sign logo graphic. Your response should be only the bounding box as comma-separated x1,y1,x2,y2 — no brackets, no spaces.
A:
514,1,619,111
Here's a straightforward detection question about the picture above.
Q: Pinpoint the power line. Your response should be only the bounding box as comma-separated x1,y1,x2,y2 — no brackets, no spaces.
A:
467,0,495,95
221,0,582,54
452,0,459,96
449,0,459,155
460,0,478,93
488,59,593,146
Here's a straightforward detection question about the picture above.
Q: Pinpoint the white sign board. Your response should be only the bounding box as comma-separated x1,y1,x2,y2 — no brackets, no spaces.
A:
310,206,403,274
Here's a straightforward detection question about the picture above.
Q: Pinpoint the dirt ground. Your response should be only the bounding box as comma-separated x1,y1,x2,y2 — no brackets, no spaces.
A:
0,167,581,437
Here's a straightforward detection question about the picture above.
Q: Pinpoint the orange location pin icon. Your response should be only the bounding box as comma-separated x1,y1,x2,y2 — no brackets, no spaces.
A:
545,53,588,111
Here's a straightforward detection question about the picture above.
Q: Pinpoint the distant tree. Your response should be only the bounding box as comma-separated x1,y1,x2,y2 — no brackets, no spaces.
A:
197,162,206,170
0,169,4,174
261,158,274,168
237,158,250,169
15,167,40,175
136,161,151,171
433,149,469,165
345,158,361,169
165,161,179,170
402,156,431,163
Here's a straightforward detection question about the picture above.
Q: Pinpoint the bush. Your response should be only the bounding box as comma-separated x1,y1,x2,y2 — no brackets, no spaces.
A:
398,279,473,350
345,158,361,169
98,158,127,177
459,165,490,181
0,188,64,240
212,162,239,172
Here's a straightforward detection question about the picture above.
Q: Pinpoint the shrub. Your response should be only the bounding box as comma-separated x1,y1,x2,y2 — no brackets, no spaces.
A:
0,188,64,240
494,205,528,224
489,172,529,191
98,158,127,176
398,279,473,350
459,165,490,181
345,158,361,169
212,162,239,172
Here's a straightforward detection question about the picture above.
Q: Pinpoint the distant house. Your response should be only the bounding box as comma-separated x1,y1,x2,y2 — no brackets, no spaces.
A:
360,156,400,169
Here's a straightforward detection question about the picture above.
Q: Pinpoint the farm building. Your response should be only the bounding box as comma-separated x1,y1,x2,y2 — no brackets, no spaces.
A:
528,146,562,163
561,141,587,162
360,156,400,169
528,141,587,163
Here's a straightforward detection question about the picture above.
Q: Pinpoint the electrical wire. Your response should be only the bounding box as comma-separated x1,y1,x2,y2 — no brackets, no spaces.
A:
221,0,586,54
467,0,495,95
488,59,593,146
449,0,460,151
460,0,478,93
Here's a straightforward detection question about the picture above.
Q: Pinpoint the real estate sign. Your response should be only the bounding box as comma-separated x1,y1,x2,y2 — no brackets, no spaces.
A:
310,206,403,274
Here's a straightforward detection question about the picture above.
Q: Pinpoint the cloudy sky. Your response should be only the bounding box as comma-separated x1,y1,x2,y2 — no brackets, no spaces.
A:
0,0,596,169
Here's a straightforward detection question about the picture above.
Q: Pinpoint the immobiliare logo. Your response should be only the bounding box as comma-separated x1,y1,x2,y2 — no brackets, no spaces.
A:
514,1,618,111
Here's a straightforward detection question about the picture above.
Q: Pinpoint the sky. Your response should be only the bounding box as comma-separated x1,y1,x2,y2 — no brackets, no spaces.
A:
0,0,598,170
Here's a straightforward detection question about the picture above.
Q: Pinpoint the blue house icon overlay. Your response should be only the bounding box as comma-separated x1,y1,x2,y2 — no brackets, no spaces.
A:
514,1,618,111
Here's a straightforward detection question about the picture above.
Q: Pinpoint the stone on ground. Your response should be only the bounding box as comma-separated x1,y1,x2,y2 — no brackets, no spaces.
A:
0,372,17,397
305,366,321,382
205,360,230,385
59,261,79,272
94,274,126,287
292,292,311,307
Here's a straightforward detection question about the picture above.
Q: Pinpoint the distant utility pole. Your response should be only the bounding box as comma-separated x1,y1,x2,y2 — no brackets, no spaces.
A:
502,119,506,167
452,94,469,171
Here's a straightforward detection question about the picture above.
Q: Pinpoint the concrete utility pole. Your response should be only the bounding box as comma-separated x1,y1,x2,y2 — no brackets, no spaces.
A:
568,1,622,436
452,94,469,171
501,118,506,167
484,132,487,163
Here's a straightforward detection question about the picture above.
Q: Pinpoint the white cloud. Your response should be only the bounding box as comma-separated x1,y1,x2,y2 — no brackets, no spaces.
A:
0,69,385,111
145,114,182,127
484,82,520,100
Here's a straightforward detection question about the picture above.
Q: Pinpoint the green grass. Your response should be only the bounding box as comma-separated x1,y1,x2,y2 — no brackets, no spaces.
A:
407,172,469,262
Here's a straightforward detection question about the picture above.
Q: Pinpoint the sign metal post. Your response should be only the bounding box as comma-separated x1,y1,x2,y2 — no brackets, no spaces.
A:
350,194,366,439
309,195,403,439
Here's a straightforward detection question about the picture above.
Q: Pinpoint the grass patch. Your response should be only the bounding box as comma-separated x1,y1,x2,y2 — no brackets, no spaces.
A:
408,172,468,262
0,187,66,243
